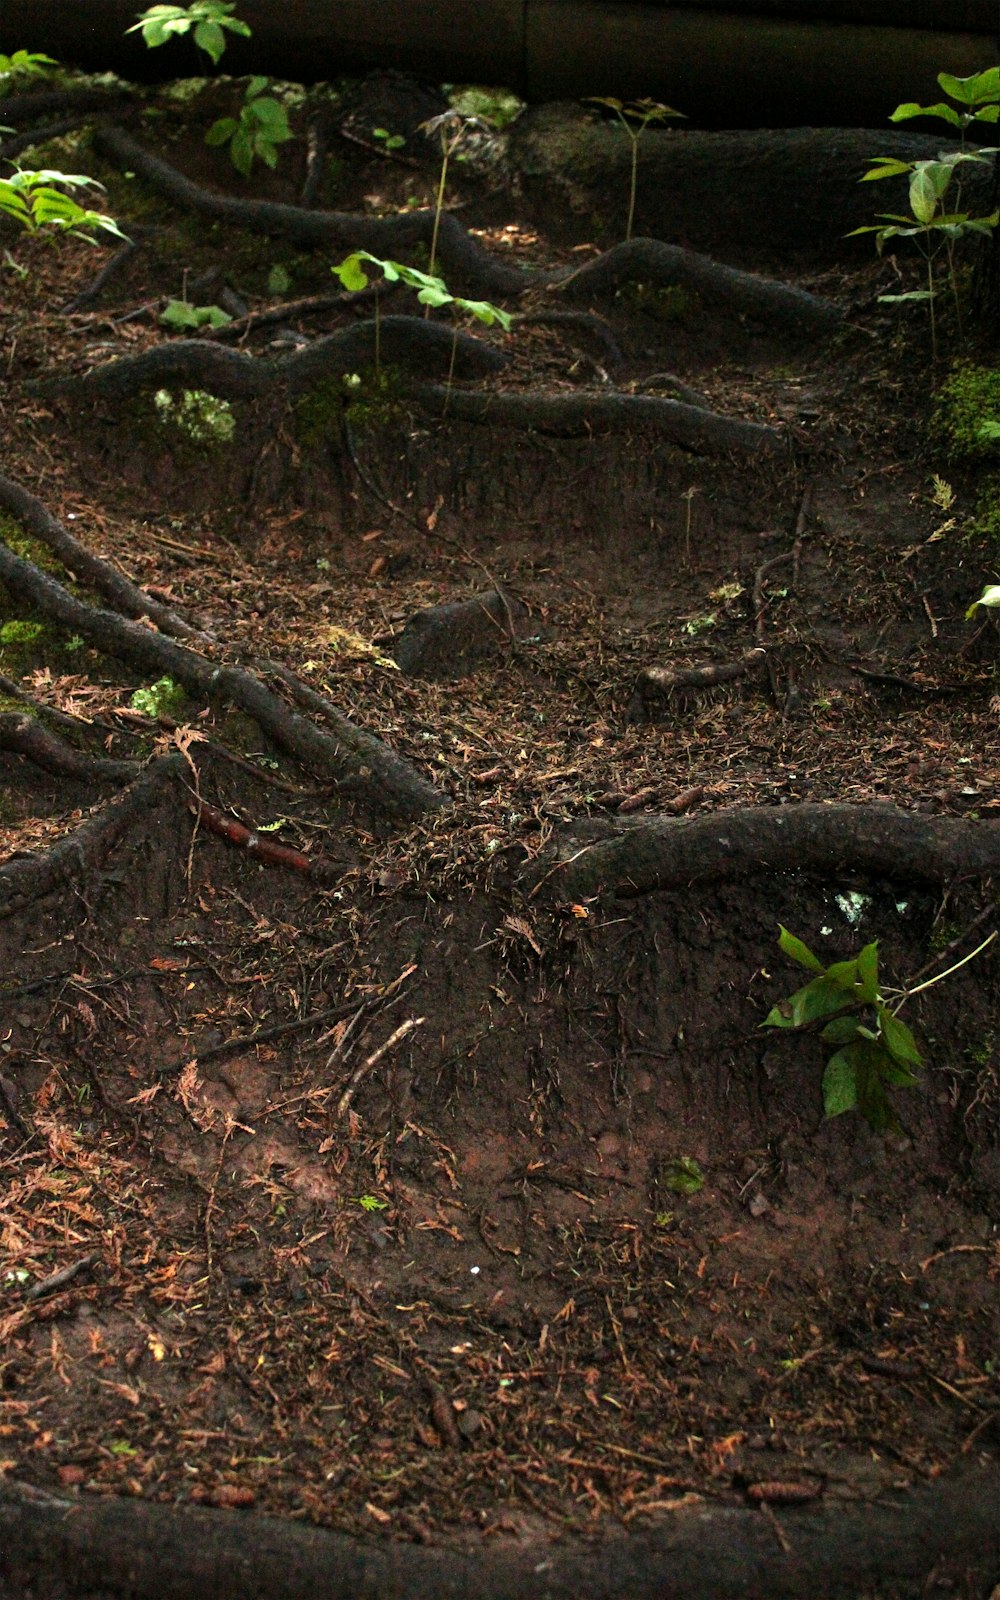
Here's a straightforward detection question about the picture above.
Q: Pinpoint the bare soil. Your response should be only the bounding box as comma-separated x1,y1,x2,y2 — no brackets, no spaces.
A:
0,69,997,1599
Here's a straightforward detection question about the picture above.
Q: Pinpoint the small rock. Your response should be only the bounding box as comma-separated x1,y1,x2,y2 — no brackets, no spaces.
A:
748,1190,771,1218
457,1408,484,1439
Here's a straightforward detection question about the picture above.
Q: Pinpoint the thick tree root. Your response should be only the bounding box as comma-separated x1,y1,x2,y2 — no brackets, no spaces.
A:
93,126,530,299
531,803,1000,900
409,383,787,455
553,237,842,334
0,524,444,822
0,711,139,784
1,1463,996,1600
92,126,842,335
0,471,214,645
33,317,508,403
0,754,184,919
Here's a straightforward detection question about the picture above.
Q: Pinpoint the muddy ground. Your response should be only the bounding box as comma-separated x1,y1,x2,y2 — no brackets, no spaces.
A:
0,67,998,1599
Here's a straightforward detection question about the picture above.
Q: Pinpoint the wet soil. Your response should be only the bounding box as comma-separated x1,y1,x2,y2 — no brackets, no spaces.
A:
0,68,997,1598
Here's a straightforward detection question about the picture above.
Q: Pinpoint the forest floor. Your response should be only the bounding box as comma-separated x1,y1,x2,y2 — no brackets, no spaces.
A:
0,66,997,1597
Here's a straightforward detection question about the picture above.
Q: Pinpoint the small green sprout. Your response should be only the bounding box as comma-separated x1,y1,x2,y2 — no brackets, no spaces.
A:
206,76,293,177
966,583,1000,618
159,299,232,332
587,97,686,241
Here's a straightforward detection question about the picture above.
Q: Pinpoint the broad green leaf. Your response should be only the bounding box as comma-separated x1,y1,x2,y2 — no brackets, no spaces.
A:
766,974,860,1029
822,1048,859,1116
822,955,862,992
258,140,279,168
910,161,952,224
890,101,961,128
777,925,824,973
456,297,513,330
246,74,269,98
416,284,452,308
205,117,236,145
877,1006,923,1069
193,18,225,62
939,68,1000,108
821,1014,864,1045
331,252,370,292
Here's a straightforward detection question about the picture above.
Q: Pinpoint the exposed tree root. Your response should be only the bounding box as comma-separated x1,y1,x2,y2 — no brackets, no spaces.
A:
629,649,767,720
1,1463,996,1600
409,384,787,455
33,317,508,403
532,803,1000,900
0,471,214,645
0,710,139,784
0,754,184,919
92,126,842,337
0,511,444,821
93,126,530,299
553,237,842,334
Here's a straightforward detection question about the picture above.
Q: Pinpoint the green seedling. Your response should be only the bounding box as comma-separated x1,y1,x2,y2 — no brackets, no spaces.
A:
159,298,231,331
587,97,686,241
850,68,1000,358
331,250,511,382
130,676,187,717
153,387,235,446
206,76,292,177
353,1194,388,1213
763,924,996,1132
966,582,1000,617
447,86,524,131
0,169,126,241
764,927,921,1130
0,51,57,83
127,2,250,66
418,109,488,280
372,126,405,152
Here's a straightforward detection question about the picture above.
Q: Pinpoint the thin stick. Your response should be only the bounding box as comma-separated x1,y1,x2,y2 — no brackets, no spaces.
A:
337,1017,424,1118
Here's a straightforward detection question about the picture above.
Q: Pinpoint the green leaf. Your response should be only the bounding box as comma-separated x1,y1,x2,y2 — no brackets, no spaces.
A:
877,1006,923,1070
878,291,936,304
205,117,236,145
777,925,825,973
193,18,225,62
416,283,452,308
246,74,269,98
859,158,913,182
331,252,370,292
966,583,1000,619
821,1014,864,1045
230,127,254,177
938,68,1000,108
910,161,952,224
455,296,514,330
823,1048,859,1116
854,941,880,1004
890,101,961,128
822,955,862,992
